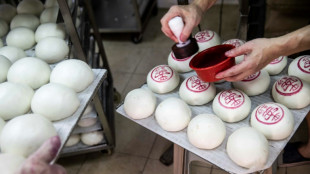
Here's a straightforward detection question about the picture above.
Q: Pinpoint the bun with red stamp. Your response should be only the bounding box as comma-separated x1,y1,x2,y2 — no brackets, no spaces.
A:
212,89,251,123
179,75,216,105
272,75,310,109
251,102,294,140
232,69,270,96
288,55,310,84
147,65,180,94
167,51,195,73
263,56,287,75
194,30,221,52
222,39,246,64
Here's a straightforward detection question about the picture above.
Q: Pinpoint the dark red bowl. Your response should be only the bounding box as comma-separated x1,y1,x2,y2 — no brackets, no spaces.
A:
189,44,235,82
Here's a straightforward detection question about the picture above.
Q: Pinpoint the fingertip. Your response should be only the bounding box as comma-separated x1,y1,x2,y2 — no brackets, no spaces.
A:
225,50,233,57
215,74,222,79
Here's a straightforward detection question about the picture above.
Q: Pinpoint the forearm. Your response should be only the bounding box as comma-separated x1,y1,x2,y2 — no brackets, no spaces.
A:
270,25,310,58
191,0,218,12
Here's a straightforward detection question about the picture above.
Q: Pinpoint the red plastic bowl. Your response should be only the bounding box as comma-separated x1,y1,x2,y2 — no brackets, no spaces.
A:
189,44,235,82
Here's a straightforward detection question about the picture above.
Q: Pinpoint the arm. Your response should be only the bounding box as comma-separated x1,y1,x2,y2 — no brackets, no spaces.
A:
216,25,310,81
160,0,218,42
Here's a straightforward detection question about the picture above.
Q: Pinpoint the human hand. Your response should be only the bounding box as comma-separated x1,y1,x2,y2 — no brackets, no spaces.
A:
19,136,66,174
215,38,279,81
160,4,203,43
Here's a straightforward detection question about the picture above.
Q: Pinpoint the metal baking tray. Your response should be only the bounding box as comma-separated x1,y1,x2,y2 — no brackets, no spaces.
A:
52,69,107,161
72,120,102,134
61,136,107,157
116,59,310,174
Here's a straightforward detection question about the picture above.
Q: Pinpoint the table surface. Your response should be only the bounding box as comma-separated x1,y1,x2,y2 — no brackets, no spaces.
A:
52,69,107,162
116,60,310,174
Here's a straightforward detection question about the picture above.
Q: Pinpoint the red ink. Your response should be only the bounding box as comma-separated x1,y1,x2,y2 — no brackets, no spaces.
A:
297,56,310,74
185,75,210,92
255,103,284,125
195,30,215,43
275,76,303,96
270,56,284,64
218,89,245,109
150,65,174,83
242,71,261,82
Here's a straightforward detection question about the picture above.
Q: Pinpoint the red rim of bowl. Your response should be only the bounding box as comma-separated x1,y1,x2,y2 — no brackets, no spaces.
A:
189,44,235,70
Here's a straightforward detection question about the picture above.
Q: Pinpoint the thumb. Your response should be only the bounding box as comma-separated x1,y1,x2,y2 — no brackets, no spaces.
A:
225,44,250,57
28,136,61,163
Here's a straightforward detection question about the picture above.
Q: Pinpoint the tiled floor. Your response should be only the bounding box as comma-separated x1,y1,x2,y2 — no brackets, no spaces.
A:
58,5,310,174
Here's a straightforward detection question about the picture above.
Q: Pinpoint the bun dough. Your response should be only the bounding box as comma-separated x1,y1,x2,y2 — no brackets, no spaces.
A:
167,51,195,73
0,118,5,137
0,55,12,83
179,75,216,105
35,23,66,42
147,65,180,94
212,89,251,123
45,0,59,8
17,0,44,16
78,117,97,127
226,127,269,169
0,4,16,23
264,56,287,75
0,19,9,37
7,57,51,89
0,153,25,174
187,114,226,149
40,6,59,23
10,14,40,31
124,88,156,119
0,114,57,157
222,39,246,64
81,131,104,146
272,76,310,109
6,27,35,50
233,70,270,96
251,102,294,140
155,97,191,131
0,46,26,63
50,59,94,92
0,82,34,120
65,134,80,147
194,30,221,52
31,83,80,121
288,55,310,83
35,37,69,63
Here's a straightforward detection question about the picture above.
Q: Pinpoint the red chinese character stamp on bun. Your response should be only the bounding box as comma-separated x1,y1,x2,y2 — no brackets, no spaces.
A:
218,90,245,109
150,65,174,83
242,71,261,82
297,56,310,74
270,56,284,64
275,76,303,96
195,30,215,43
255,103,284,125
186,75,210,93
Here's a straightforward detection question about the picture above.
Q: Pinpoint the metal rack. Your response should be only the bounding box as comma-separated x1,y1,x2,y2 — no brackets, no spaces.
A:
56,0,116,156
91,0,157,43
0,0,115,159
